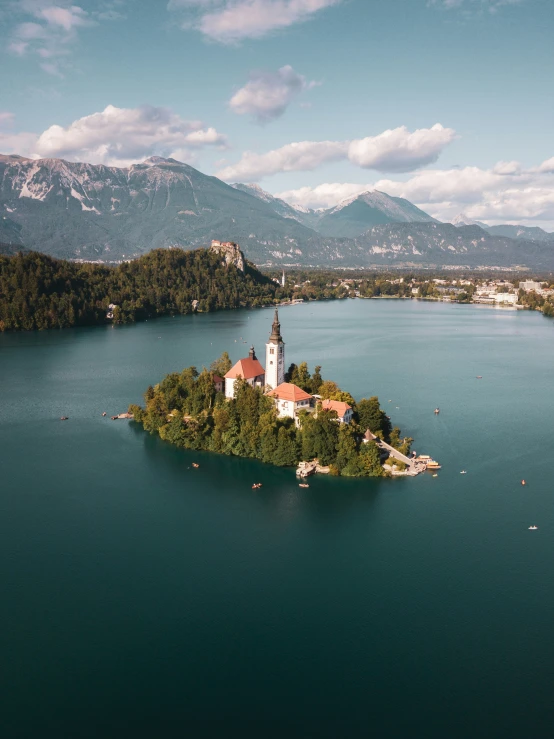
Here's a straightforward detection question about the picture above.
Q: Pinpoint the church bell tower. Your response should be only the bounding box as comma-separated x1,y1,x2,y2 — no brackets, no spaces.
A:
265,309,285,390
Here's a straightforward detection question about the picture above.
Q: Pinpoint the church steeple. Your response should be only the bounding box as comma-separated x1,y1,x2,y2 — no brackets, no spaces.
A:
265,309,285,390
269,309,282,343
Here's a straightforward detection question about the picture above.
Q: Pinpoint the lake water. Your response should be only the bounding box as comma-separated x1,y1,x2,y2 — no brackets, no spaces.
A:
1,299,554,738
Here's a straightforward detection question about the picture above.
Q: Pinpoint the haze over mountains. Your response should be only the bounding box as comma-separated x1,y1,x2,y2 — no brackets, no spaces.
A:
1,153,553,270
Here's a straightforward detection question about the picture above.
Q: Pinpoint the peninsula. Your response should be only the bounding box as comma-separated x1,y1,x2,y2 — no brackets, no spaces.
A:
129,310,431,478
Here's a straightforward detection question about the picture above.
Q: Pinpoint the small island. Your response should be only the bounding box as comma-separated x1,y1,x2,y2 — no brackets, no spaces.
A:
130,310,434,478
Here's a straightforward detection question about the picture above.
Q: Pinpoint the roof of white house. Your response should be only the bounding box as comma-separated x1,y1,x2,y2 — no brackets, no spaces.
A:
266,382,312,402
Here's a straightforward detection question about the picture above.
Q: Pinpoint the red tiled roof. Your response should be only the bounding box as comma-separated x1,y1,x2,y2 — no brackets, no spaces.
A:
213,375,223,383
224,357,265,380
266,382,312,402
321,399,352,418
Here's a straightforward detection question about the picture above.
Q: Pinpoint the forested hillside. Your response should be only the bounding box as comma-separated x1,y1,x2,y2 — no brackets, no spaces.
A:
0,248,280,331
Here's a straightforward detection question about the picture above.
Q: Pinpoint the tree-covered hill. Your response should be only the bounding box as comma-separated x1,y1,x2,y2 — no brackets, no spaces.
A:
0,247,281,332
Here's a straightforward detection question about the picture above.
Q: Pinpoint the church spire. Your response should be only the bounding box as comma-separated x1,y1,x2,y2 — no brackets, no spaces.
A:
269,309,282,343
265,308,285,390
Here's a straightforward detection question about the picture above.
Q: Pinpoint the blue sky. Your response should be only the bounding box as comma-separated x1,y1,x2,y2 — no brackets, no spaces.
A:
1,0,553,226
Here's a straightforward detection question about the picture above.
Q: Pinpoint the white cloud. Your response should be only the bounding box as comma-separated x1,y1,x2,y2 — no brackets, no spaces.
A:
537,156,554,175
216,124,455,181
169,0,342,43
428,0,524,12
492,160,521,175
7,1,120,75
276,161,554,227
348,124,456,172
0,105,228,168
0,112,16,126
37,5,91,30
229,65,317,123
276,182,374,209
216,140,348,181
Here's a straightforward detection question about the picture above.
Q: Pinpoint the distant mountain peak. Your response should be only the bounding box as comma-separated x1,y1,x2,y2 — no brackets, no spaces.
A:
315,189,436,238
142,156,184,166
451,213,488,228
231,182,275,203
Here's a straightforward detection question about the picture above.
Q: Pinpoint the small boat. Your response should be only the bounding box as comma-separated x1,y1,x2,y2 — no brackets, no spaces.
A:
521,480,526,486
192,463,199,468
299,483,310,488
476,376,483,379
432,474,438,478
460,470,467,474
102,412,107,417
111,416,118,420
434,408,440,415
60,416,69,421
251,483,262,489
528,525,538,530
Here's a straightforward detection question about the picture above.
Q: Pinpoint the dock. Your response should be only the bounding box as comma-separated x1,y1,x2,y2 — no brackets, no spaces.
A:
364,430,431,476
296,460,330,477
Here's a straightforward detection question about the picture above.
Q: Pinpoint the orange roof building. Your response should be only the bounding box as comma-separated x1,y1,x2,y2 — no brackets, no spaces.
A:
224,346,265,398
320,399,354,424
267,382,312,403
266,382,314,425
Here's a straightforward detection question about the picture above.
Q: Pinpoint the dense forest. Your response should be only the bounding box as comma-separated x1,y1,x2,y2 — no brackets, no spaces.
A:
130,359,413,477
0,248,284,332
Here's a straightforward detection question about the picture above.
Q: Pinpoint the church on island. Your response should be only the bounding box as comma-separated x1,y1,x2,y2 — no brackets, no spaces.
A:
223,310,352,426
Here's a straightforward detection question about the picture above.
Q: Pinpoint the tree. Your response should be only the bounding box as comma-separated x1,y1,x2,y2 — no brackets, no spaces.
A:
359,441,385,477
335,424,359,472
311,365,323,393
272,425,298,466
289,361,311,390
357,397,391,439
318,380,340,399
210,351,232,377
301,410,339,466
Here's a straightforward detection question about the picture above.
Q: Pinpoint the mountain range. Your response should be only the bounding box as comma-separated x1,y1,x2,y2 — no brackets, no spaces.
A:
1,153,553,270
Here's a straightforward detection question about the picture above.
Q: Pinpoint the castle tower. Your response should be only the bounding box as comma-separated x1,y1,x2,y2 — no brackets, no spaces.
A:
265,309,285,390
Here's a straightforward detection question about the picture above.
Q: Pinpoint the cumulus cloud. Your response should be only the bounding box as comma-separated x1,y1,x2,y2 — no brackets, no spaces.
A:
0,105,228,168
169,0,342,43
216,140,348,181
229,65,317,123
216,124,455,181
348,124,456,172
276,182,374,209
7,0,121,75
275,159,554,227
537,156,554,174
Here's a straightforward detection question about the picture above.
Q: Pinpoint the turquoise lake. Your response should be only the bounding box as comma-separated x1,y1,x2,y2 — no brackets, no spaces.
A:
1,298,554,738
